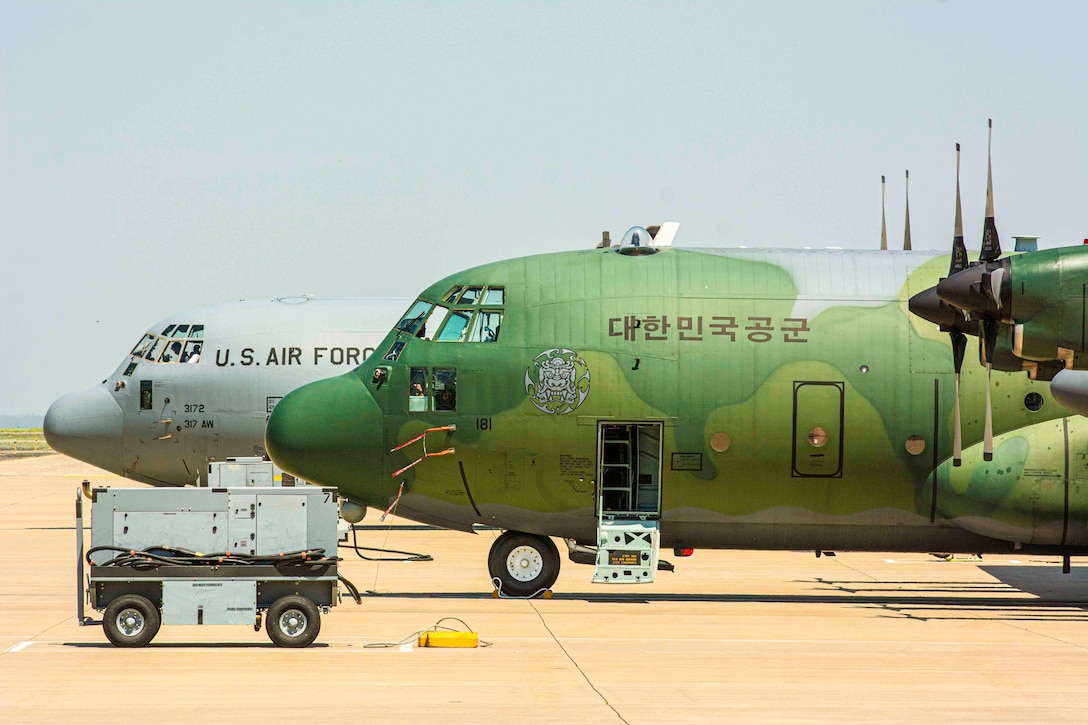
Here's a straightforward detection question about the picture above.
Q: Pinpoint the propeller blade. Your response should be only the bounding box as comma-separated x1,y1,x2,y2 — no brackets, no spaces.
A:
951,143,968,275
880,176,887,251
983,361,994,462
981,318,999,462
980,119,1002,262
903,170,912,251
951,330,967,466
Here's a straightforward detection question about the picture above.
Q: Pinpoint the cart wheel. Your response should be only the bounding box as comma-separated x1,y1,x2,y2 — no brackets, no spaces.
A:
103,594,160,648
266,595,321,648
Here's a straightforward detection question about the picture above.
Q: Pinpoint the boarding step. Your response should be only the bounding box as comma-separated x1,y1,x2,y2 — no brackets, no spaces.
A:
592,519,660,584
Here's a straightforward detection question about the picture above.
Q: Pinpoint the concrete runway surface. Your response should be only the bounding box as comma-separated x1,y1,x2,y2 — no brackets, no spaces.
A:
3,454,1088,724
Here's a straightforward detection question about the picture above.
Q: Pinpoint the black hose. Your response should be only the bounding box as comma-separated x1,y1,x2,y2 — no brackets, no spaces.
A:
338,574,362,604
88,544,341,569
340,525,433,562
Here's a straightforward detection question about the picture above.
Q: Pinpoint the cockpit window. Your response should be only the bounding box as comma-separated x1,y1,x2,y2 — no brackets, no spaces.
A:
402,286,506,345
395,300,433,335
145,337,167,361
467,309,502,342
384,340,406,362
159,340,184,363
131,334,155,358
181,340,203,363
457,287,483,305
409,367,428,411
422,305,450,340
436,309,473,342
407,367,457,412
434,368,457,411
130,324,205,364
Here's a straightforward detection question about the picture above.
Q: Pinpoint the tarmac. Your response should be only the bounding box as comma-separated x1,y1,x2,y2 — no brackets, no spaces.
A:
3,454,1088,724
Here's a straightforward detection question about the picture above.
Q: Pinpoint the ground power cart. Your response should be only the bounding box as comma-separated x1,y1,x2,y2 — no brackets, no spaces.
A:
77,476,356,647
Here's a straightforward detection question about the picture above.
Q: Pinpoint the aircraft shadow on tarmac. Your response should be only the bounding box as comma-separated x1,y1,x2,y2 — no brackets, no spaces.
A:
369,565,1088,622
63,642,331,649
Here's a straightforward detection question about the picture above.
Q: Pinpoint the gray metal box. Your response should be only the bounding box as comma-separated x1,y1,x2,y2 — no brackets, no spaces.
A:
113,511,228,553
206,458,275,488
90,486,339,563
161,580,257,625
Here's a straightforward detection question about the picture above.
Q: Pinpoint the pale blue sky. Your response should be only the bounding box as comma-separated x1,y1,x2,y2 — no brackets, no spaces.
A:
3,0,1087,416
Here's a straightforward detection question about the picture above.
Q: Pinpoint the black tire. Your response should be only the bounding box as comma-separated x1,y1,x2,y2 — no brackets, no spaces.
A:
266,595,321,648
103,594,161,648
487,531,560,597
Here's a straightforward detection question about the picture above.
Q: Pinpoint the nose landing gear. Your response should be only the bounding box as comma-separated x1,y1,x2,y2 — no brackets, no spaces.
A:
487,531,560,598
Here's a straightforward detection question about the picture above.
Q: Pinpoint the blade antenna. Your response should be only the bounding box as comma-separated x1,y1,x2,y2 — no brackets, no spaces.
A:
903,170,912,251
880,176,888,250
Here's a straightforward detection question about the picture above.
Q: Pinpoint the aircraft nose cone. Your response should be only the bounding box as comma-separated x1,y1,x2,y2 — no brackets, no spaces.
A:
936,265,986,313
43,385,124,474
265,373,383,488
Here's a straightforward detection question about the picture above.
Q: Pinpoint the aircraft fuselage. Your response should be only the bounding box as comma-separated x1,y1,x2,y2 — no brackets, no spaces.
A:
46,296,409,485
266,246,1088,557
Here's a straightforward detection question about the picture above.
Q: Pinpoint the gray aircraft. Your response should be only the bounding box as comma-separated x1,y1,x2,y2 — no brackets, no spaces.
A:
44,295,409,486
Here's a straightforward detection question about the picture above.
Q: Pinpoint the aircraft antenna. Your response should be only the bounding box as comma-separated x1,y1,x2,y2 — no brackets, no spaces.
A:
880,176,887,250
903,170,912,251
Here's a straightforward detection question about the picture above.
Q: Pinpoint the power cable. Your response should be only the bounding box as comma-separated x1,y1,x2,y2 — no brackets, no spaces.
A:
341,525,432,562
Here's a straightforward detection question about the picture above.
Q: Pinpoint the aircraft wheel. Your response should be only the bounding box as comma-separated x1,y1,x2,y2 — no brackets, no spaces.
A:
488,531,560,597
266,595,321,648
103,594,161,647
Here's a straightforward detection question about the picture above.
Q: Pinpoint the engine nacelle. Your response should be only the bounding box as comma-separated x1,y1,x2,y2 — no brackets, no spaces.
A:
1051,369,1088,417
931,416,1088,547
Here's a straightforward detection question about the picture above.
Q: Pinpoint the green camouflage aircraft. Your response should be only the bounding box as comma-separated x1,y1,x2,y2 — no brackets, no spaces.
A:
266,134,1088,596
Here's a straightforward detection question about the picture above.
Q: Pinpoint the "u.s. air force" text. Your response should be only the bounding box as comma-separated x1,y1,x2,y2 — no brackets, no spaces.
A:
214,346,375,367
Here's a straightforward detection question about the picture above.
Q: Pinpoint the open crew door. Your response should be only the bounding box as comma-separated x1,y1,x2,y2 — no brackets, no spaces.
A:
593,422,662,584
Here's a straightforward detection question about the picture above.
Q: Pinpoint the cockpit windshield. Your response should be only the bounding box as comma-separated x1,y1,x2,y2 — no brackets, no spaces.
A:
127,323,205,367
130,334,155,358
383,287,505,359
435,310,472,341
433,285,504,343
395,300,433,335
